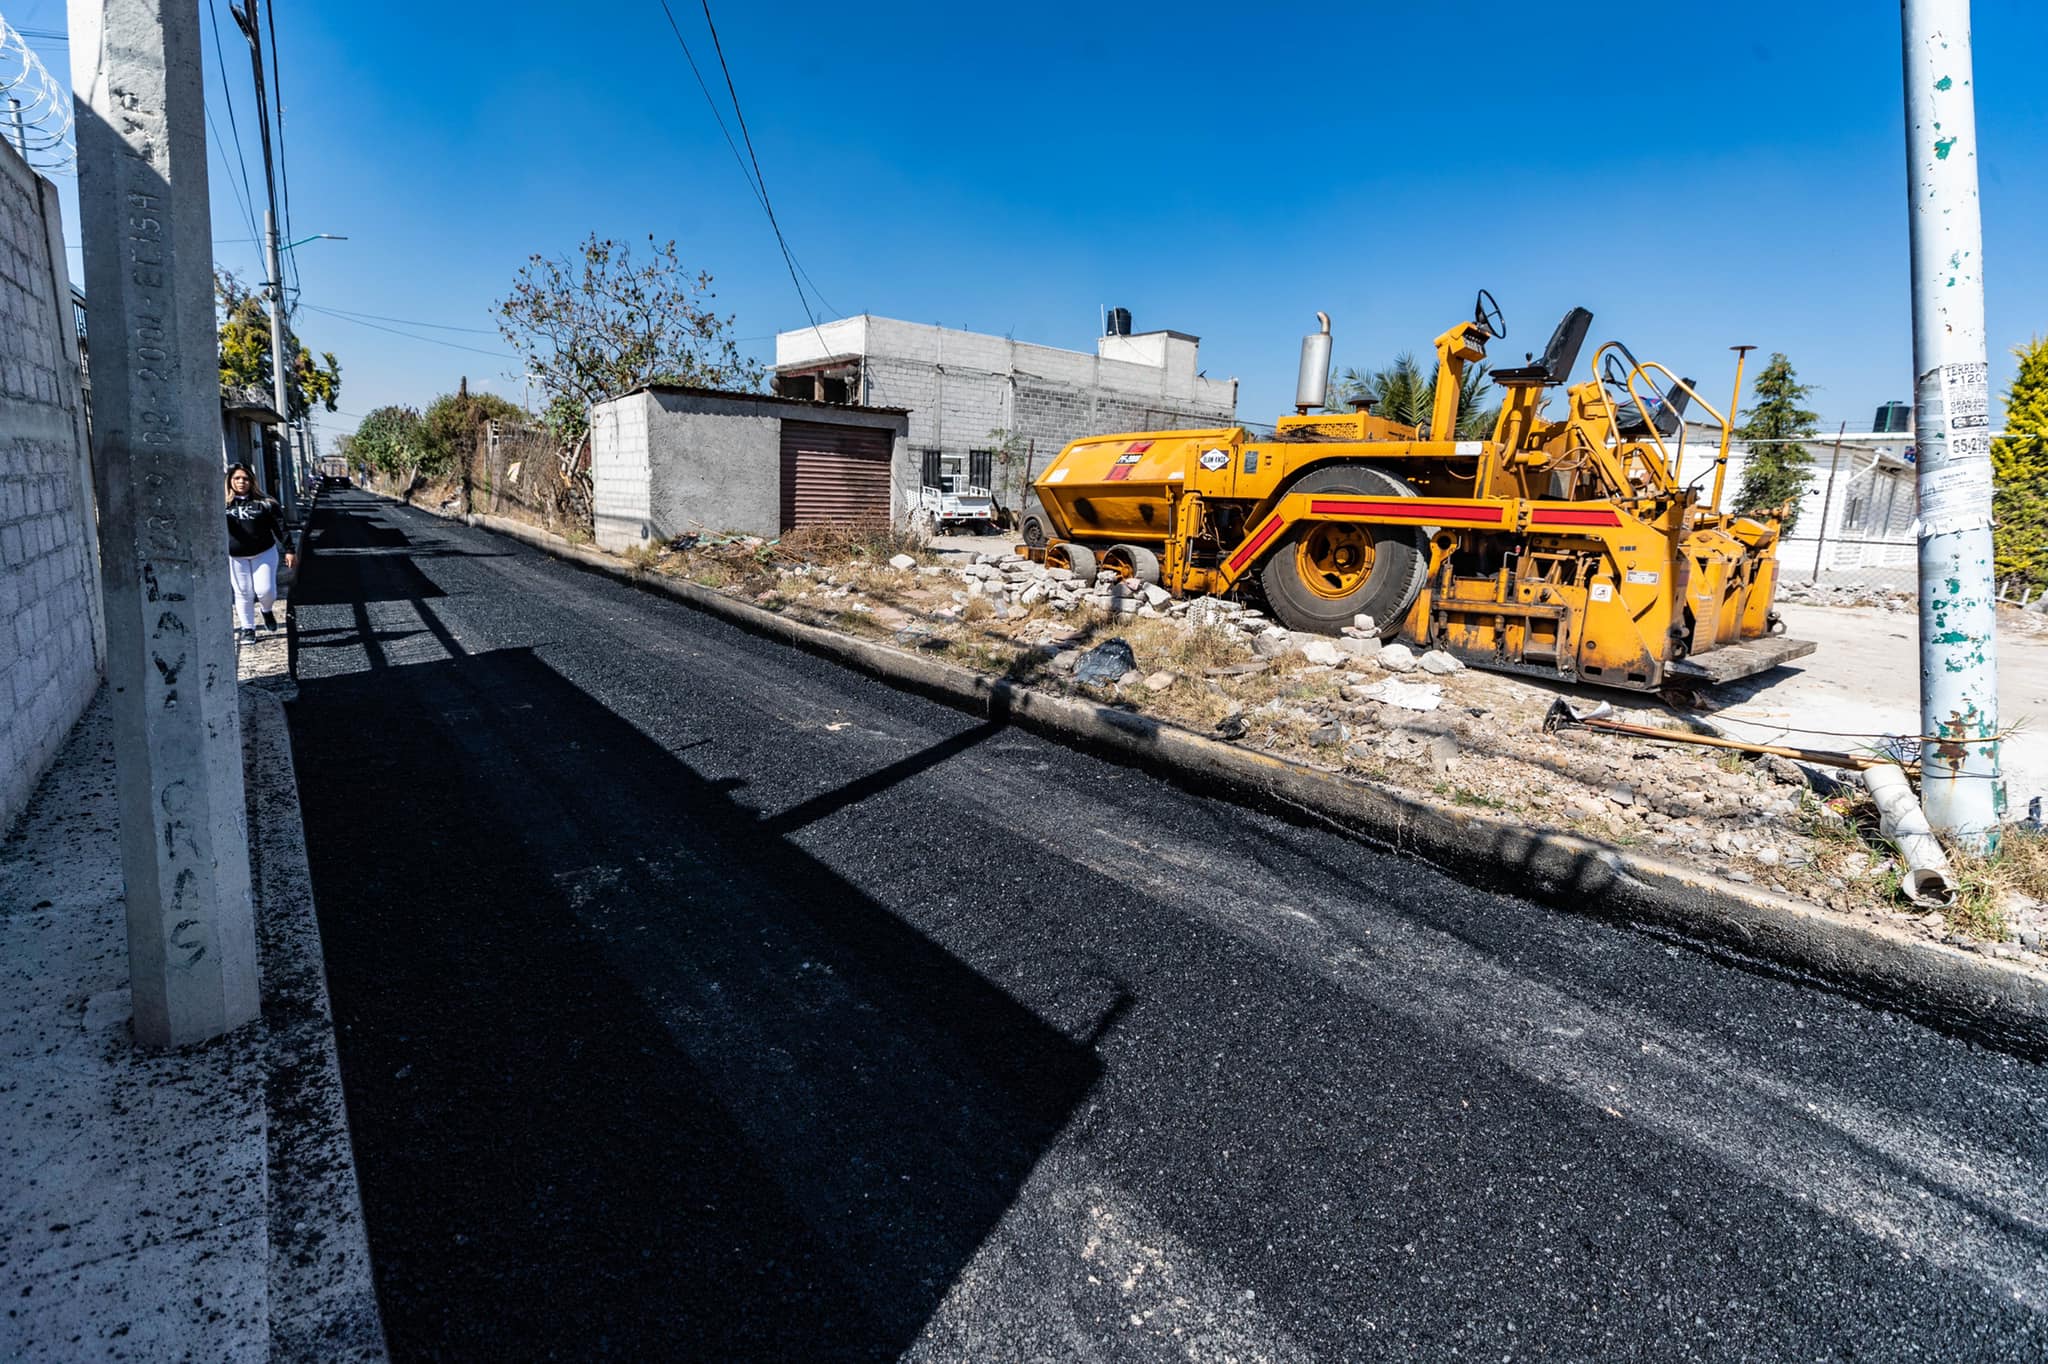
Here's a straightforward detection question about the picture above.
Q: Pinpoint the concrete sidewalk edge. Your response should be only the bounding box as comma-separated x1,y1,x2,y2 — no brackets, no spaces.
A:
392,495,2048,1047
243,687,390,1360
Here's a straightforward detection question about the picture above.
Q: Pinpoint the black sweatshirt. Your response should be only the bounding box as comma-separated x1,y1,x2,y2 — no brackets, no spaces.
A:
225,494,288,558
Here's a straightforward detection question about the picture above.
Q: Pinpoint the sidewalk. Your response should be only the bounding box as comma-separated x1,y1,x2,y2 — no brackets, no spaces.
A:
0,544,383,1358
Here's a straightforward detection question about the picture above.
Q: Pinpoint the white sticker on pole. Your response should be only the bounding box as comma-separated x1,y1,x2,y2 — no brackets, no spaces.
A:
1915,361,1993,534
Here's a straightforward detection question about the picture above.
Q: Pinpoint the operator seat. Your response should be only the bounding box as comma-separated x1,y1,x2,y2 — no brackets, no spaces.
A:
1490,306,1593,387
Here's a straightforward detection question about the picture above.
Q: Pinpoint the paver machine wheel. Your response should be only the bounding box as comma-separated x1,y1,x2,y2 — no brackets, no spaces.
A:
1257,465,1427,636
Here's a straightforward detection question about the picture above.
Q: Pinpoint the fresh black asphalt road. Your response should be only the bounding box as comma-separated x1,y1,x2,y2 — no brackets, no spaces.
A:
287,489,2048,1362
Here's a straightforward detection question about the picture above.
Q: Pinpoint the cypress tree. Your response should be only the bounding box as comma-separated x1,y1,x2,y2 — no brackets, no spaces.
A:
1733,353,1820,532
1992,336,2048,591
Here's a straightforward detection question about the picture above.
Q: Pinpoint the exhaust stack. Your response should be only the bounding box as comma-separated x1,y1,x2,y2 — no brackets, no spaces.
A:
1295,312,1332,413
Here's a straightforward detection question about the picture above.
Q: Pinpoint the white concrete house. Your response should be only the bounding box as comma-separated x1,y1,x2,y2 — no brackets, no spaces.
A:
772,314,1238,512
1668,420,1918,586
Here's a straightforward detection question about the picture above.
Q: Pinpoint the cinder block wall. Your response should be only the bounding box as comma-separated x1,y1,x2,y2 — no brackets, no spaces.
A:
0,141,103,833
590,392,654,550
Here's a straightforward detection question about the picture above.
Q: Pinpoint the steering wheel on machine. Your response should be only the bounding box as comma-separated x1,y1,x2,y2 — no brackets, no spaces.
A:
1474,288,1506,339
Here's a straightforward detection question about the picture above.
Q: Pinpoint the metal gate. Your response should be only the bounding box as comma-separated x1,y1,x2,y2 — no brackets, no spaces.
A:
779,421,894,530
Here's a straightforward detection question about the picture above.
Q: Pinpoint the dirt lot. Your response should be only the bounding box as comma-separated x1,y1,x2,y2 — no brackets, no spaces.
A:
592,526,2045,966
1709,598,2048,817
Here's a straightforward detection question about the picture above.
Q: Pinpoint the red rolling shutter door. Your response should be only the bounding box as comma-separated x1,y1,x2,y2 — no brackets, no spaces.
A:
779,421,893,530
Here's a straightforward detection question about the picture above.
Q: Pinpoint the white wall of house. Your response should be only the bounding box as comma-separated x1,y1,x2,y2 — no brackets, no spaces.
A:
775,315,1239,509
1670,424,1918,584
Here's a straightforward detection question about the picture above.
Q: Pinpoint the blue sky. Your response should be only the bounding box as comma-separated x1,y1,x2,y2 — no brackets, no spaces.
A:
17,1,2047,448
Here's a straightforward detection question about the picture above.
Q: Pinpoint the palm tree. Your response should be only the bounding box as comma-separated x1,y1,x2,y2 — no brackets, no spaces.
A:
1328,352,1499,439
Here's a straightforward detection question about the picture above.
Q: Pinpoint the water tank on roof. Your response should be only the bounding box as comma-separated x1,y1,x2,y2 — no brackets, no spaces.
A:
1874,400,1911,433
1105,306,1132,337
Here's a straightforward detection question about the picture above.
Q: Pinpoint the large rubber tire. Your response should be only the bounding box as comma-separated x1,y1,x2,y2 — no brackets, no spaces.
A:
1257,465,1428,636
1021,514,1048,548
1102,543,1162,585
1050,542,1098,579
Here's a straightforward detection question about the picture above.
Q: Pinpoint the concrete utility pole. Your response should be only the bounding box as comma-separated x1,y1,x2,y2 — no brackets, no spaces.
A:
232,0,295,521
261,206,295,520
69,0,261,1046
1902,0,2003,846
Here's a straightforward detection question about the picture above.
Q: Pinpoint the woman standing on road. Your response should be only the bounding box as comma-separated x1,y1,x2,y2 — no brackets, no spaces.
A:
225,463,294,645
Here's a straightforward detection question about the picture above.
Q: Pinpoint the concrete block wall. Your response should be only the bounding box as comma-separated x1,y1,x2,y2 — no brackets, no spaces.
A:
644,391,782,542
0,140,103,834
782,316,1238,513
592,389,911,544
590,392,654,550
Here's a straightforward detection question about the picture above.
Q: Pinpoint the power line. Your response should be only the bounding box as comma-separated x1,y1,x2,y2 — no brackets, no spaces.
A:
298,303,517,359
312,304,501,335
204,1,263,246
695,0,838,321
262,0,302,302
652,1,835,344
204,105,262,248
697,1,839,319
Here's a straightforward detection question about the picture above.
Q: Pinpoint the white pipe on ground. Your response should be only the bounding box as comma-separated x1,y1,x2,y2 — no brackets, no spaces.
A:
1863,762,1957,909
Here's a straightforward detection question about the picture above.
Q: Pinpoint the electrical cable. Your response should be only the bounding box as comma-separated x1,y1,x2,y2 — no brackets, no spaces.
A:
696,0,839,321
299,303,517,359
205,1,263,247
312,304,501,334
204,104,263,250
652,1,835,348
262,0,302,302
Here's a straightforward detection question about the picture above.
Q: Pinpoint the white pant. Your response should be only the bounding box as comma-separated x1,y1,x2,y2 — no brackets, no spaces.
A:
230,547,279,629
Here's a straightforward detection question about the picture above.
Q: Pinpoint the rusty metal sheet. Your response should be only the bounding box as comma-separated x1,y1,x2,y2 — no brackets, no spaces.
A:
780,421,893,530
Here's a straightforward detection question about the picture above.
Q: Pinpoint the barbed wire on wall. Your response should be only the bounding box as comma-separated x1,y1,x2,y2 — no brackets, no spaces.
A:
0,16,73,173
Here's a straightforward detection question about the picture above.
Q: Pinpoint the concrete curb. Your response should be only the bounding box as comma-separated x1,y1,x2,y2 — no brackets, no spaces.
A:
242,688,389,1360
397,499,2048,1047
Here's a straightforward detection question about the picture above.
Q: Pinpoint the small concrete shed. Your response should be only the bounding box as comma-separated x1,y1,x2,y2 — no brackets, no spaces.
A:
589,385,912,550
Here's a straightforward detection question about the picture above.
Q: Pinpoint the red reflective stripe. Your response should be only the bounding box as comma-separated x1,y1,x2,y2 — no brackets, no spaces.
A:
1227,517,1284,572
1531,508,1622,526
1106,464,1132,481
1126,439,1154,453
1307,498,1505,523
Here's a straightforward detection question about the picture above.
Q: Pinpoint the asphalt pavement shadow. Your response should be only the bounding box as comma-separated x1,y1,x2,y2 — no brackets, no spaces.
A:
289,534,1109,1360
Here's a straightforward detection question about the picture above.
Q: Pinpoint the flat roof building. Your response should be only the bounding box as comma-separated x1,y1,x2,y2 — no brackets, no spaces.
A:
773,313,1238,514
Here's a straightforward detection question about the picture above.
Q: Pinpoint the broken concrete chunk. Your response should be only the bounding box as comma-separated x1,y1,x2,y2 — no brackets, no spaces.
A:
1300,640,1346,667
1418,649,1464,675
1357,677,1442,711
1142,583,1172,608
888,553,918,570
1144,671,1177,692
1375,643,1419,673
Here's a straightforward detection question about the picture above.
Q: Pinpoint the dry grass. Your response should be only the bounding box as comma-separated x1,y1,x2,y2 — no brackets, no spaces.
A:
778,523,931,567
620,542,665,571
1944,825,2048,940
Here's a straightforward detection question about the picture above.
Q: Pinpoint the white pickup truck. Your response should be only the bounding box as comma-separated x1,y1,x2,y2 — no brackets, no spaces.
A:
909,482,1000,535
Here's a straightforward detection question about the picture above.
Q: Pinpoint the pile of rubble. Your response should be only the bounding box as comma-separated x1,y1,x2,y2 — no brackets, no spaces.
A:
1775,581,1914,611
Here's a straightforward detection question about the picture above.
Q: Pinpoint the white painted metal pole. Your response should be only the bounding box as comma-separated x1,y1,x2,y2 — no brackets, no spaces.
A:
1902,0,2003,845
